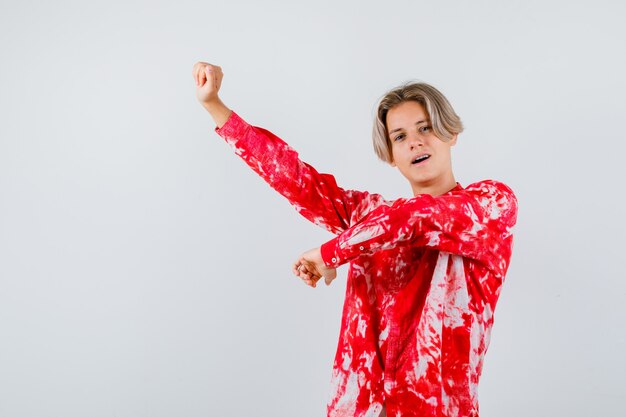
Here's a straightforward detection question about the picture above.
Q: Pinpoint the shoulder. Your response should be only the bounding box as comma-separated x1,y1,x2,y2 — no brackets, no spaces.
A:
464,179,515,197
462,180,518,226
463,180,517,206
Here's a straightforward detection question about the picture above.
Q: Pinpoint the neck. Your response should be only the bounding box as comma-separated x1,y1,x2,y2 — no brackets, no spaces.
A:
411,173,457,196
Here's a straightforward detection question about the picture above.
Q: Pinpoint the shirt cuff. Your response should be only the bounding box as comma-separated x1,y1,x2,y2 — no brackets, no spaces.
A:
320,238,343,268
214,111,247,140
322,235,364,268
321,232,375,268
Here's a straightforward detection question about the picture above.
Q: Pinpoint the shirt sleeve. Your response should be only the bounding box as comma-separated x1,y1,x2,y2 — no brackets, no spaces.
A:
320,180,518,276
215,111,387,235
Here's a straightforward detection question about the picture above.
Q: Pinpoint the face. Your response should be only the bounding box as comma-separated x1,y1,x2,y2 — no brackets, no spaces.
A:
387,100,457,196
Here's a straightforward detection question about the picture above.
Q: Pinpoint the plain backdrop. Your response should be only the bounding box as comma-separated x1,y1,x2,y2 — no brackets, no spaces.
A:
1,0,625,416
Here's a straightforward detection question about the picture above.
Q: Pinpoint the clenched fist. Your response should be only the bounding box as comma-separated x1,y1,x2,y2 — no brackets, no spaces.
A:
193,61,223,104
292,247,337,288
192,61,230,128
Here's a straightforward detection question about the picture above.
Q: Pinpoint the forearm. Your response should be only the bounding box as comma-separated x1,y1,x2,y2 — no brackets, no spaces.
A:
320,182,517,274
215,111,359,234
320,199,475,268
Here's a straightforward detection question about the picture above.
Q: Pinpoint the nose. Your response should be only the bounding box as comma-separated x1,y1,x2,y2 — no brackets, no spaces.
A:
408,133,423,149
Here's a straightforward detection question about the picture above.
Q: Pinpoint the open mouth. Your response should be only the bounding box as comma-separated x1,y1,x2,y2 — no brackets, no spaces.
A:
411,154,430,165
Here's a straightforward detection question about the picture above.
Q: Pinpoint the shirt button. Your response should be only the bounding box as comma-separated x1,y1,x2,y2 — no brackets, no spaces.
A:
359,246,364,250
332,257,337,263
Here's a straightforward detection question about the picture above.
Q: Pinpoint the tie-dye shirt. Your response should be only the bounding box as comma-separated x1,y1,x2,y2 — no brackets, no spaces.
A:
215,111,518,417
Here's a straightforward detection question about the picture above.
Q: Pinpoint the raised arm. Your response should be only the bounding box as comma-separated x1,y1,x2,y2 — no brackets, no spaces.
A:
319,180,518,276
193,61,386,234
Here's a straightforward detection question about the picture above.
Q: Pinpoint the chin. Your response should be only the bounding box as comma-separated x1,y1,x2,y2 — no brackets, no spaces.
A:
411,175,434,185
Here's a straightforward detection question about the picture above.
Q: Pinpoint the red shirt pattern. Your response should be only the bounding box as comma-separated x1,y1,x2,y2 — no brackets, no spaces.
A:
215,112,518,417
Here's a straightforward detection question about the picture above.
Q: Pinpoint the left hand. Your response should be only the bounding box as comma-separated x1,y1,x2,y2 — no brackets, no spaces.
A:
292,247,337,288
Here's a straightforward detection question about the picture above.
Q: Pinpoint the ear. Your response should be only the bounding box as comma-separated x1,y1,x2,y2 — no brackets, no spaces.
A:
449,134,458,146
389,157,396,167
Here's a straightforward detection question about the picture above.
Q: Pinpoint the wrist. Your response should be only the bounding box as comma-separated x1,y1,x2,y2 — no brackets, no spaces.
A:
203,98,231,128
202,97,224,113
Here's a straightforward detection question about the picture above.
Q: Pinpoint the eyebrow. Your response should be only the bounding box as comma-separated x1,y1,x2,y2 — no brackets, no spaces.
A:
389,120,429,134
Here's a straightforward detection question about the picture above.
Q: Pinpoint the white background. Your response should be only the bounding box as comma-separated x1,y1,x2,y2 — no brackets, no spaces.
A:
1,0,625,416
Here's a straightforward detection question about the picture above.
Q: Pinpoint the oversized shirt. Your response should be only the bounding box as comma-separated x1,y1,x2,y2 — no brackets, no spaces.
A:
215,111,518,417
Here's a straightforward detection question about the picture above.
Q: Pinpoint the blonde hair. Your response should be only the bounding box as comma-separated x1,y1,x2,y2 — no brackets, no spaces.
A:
372,82,464,163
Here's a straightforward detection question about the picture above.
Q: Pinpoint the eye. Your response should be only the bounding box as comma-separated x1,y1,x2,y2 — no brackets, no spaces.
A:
393,133,405,142
419,125,432,133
